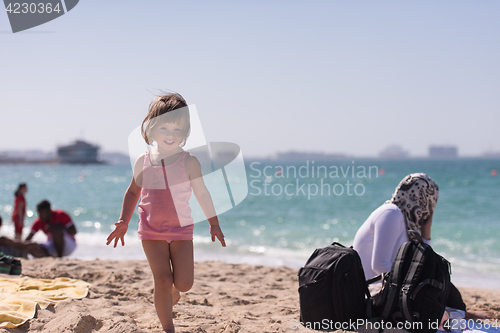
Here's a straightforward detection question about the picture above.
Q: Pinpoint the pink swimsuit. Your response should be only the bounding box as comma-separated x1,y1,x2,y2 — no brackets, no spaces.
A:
138,150,194,241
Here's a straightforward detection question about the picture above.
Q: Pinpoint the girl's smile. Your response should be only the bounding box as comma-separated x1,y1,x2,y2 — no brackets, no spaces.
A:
153,121,185,152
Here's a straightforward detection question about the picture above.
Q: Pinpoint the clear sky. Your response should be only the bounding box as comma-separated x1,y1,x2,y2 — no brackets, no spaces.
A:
1,1,499,158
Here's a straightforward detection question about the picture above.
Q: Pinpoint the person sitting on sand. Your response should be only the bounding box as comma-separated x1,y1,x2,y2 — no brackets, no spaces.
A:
0,235,48,258
353,173,492,319
25,200,77,258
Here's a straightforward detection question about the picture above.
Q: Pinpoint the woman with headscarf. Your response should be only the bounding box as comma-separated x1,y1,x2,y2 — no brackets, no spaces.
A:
353,173,491,319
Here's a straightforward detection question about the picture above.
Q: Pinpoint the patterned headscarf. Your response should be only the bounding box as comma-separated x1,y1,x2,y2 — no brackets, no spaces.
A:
385,173,439,234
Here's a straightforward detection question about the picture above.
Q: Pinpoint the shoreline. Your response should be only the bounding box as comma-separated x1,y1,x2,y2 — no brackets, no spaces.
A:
2,227,500,291
69,241,500,290
4,258,499,333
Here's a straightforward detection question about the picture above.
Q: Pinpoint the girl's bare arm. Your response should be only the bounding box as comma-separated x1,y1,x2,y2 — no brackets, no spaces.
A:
119,154,145,224
106,155,144,247
118,177,142,224
186,155,226,247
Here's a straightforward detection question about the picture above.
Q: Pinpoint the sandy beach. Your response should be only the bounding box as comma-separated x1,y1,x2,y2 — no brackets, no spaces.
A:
1,258,499,333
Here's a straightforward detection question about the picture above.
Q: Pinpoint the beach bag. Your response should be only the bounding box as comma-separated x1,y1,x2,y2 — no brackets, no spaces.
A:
298,242,371,331
372,233,451,333
0,252,22,275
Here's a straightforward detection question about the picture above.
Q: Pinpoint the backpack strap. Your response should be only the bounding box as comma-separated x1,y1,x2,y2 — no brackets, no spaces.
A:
365,272,383,318
409,278,444,300
401,241,426,322
381,241,411,319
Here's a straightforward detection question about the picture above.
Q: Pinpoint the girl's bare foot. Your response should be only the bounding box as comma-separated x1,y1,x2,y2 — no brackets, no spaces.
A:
465,310,494,319
163,330,175,333
172,285,181,306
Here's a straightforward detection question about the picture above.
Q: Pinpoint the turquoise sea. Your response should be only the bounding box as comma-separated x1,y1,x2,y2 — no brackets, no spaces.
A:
1,159,499,288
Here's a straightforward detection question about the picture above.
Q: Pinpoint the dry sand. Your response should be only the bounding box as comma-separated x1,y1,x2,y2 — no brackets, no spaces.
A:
1,258,499,333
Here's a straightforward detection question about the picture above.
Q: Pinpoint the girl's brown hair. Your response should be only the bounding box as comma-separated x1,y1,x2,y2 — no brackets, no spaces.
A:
141,93,191,146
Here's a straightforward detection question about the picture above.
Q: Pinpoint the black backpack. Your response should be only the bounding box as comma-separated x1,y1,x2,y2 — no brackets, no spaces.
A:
372,234,451,333
298,243,371,331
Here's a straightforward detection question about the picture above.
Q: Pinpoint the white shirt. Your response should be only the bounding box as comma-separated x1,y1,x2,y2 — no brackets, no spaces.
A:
353,203,431,280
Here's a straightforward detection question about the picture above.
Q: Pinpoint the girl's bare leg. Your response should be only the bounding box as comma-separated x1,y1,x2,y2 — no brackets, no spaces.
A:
170,240,194,294
142,240,175,332
172,285,180,306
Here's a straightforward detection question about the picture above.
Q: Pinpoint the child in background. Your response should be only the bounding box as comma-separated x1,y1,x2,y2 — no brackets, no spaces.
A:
106,93,225,333
12,183,27,240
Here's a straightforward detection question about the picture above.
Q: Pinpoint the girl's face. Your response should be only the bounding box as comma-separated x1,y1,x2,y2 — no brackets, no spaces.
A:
152,121,185,152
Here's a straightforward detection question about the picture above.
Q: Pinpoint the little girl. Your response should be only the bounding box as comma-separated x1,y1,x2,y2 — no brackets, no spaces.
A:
106,93,226,333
